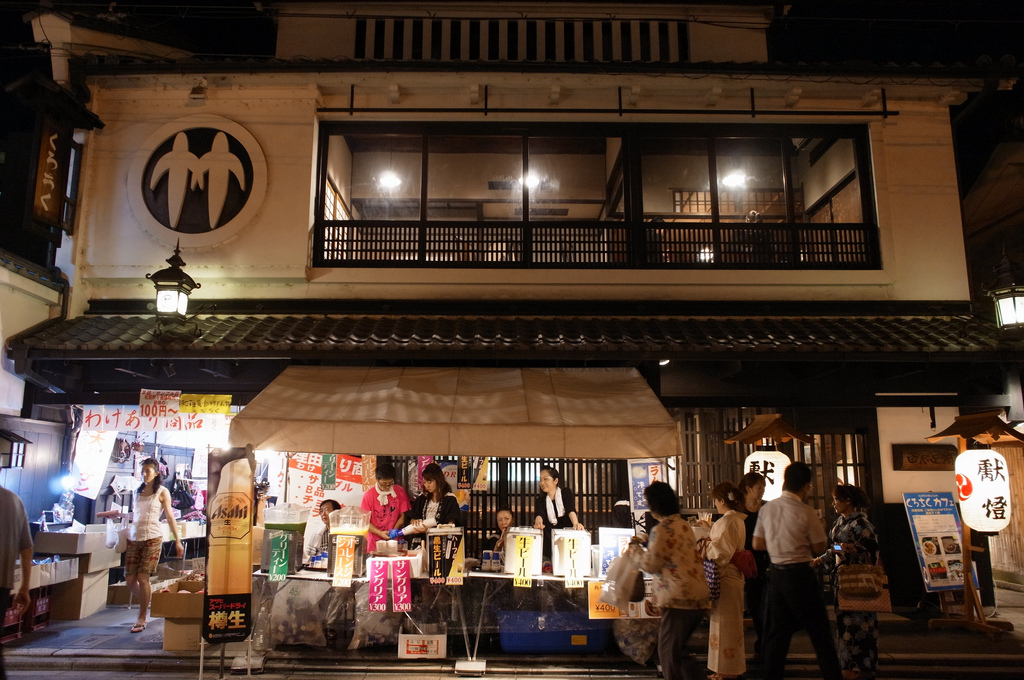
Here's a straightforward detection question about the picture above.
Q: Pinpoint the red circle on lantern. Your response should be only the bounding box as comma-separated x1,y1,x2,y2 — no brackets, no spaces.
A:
956,473,973,501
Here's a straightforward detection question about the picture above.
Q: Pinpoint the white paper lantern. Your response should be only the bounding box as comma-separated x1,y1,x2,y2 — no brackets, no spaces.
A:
955,449,1012,532
743,450,792,501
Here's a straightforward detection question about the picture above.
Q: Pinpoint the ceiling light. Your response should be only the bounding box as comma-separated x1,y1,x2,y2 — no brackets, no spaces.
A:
721,173,747,187
519,173,540,189
379,170,401,188
659,359,671,366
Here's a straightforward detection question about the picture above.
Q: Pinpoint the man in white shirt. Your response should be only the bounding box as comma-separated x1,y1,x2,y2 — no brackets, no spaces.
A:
753,461,842,680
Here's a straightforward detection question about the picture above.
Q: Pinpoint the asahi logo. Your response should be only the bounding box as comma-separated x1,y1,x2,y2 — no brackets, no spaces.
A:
142,128,253,233
129,115,266,247
210,491,251,540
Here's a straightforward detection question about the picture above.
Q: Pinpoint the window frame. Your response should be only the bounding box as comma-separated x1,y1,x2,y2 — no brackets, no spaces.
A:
313,121,878,270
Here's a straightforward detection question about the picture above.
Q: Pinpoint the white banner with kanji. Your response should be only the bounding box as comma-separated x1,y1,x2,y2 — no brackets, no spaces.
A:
285,452,363,510
81,404,227,432
72,430,119,500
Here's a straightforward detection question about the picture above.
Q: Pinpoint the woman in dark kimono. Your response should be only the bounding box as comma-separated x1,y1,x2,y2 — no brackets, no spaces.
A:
814,484,880,680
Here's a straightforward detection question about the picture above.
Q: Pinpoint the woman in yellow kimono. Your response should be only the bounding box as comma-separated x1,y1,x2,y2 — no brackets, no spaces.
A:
705,481,748,680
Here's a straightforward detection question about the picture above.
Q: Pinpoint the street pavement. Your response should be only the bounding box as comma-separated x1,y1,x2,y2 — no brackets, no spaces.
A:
4,586,1024,679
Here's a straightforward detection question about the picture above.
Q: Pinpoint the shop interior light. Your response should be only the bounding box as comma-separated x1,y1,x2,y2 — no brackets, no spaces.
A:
518,173,541,189
721,172,747,187
658,359,671,366
378,170,401,188
742,448,791,501
146,241,200,323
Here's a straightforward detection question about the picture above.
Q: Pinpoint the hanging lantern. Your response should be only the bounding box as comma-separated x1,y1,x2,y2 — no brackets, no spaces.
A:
955,449,1012,532
742,449,792,502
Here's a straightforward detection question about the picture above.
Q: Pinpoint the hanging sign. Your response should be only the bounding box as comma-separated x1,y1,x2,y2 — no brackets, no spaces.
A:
71,430,119,500
428,533,447,585
31,117,70,229
742,450,791,501
268,532,289,582
81,404,227,432
472,457,490,491
903,492,971,592
180,394,232,414
513,534,535,588
286,452,362,509
321,454,338,490
457,456,473,490
203,446,254,643
955,449,1012,532
332,535,356,588
392,558,413,612
367,558,388,611
628,458,665,534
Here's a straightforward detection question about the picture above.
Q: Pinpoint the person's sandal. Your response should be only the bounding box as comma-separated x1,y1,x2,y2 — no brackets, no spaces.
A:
130,622,147,633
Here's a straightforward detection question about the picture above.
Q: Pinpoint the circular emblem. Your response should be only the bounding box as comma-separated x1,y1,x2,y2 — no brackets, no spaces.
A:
128,115,266,248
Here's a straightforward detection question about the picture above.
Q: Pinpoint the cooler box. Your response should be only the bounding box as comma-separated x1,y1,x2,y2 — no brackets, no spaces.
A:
551,529,591,577
503,527,543,575
497,610,611,653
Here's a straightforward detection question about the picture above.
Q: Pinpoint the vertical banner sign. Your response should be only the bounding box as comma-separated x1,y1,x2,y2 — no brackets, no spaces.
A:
268,531,289,582
903,492,971,592
564,536,583,589
367,558,388,612
428,533,446,585
392,558,412,612
321,454,337,490
332,535,356,588
628,458,665,534
513,534,534,588
203,446,254,644
31,117,69,229
472,457,490,491
444,531,465,585
457,456,472,490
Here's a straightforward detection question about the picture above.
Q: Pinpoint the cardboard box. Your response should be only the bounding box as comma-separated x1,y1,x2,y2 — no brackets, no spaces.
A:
398,621,447,659
34,530,109,555
150,582,204,619
11,562,44,591
176,580,204,593
77,550,121,573
107,583,131,606
163,617,202,651
49,569,110,620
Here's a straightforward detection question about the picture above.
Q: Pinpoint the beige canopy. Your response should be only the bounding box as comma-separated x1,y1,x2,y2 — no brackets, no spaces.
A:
228,366,681,459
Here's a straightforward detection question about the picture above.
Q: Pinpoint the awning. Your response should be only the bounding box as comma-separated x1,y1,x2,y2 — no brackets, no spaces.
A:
228,366,681,459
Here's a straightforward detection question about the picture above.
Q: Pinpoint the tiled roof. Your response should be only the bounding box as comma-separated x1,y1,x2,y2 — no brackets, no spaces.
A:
9,313,1019,360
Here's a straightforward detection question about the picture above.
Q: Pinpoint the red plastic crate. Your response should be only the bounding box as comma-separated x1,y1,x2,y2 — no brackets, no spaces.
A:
1,624,21,644
3,607,19,627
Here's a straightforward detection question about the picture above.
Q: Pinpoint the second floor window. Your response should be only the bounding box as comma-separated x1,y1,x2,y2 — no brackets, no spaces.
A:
315,122,877,269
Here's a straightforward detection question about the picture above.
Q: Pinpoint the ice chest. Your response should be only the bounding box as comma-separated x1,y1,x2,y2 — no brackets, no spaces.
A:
503,527,543,575
551,529,591,577
497,610,610,653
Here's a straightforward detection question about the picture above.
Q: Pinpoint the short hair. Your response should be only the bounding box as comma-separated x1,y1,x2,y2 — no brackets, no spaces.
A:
540,465,561,484
739,471,765,493
375,461,397,481
783,461,812,492
711,481,746,511
644,481,680,517
832,484,870,509
319,499,341,514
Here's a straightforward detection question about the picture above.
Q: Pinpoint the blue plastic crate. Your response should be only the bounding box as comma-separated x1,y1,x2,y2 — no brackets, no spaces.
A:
497,610,611,653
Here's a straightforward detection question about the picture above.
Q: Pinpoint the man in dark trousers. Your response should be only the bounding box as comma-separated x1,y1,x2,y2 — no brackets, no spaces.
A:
753,461,842,680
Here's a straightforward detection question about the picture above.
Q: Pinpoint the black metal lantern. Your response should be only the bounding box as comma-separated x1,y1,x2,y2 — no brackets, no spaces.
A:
988,252,1024,330
146,241,200,322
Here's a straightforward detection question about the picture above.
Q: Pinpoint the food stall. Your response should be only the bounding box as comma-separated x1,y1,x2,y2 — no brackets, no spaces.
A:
228,366,682,672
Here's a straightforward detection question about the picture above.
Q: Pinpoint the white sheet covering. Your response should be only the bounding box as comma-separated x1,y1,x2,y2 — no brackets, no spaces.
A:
228,366,680,459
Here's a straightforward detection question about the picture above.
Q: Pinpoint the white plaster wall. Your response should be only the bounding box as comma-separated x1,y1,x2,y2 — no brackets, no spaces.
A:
0,274,61,415
70,72,973,306
877,407,960,504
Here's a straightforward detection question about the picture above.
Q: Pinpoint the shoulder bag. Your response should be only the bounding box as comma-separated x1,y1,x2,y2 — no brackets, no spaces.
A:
836,563,884,598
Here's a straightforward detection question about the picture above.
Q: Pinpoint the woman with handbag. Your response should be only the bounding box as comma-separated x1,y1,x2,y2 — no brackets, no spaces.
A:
703,482,748,680
812,484,880,680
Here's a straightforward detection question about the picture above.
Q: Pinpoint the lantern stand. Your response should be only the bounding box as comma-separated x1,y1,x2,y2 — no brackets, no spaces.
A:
725,414,812,503
926,410,1022,638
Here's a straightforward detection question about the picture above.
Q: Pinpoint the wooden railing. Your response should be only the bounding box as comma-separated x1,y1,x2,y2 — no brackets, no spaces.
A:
313,220,880,269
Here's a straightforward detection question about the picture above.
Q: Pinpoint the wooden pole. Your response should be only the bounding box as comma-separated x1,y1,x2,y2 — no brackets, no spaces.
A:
928,437,1013,637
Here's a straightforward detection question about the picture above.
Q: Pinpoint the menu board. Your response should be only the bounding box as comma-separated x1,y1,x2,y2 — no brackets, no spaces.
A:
902,492,970,592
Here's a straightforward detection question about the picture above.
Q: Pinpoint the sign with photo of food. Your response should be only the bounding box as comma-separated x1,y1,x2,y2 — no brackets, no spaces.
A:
902,492,978,592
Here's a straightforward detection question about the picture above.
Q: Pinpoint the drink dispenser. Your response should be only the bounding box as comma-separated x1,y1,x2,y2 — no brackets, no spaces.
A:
327,507,370,577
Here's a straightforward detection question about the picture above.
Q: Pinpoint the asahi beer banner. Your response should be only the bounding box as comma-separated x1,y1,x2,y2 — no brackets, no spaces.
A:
81,404,227,432
286,452,362,509
203,446,254,643
71,431,120,500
